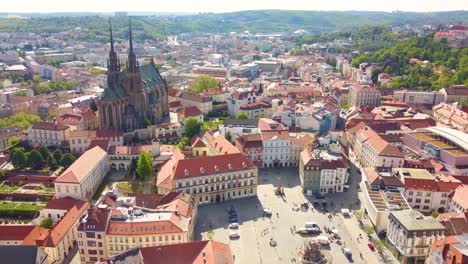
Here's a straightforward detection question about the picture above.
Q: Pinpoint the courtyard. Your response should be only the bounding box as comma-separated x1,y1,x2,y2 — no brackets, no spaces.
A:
195,167,398,264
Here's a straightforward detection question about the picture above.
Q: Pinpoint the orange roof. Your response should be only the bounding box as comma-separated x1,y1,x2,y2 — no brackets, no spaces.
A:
23,200,88,247
106,240,234,264
204,132,239,155
0,225,36,241
69,130,97,138
44,196,83,210
106,214,184,235
178,106,203,118
55,146,107,184
108,145,153,155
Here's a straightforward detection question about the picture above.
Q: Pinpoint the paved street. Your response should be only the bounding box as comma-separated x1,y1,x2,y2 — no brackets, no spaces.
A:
195,167,398,264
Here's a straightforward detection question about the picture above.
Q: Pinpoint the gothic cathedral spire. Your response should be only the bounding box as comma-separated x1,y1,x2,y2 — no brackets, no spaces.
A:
128,17,137,73
107,17,120,88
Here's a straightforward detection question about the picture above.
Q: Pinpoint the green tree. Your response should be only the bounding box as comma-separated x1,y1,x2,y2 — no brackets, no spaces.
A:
184,117,201,137
7,136,20,149
236,113,248,119
188,75,220,94
39,217,53,229
136,151,154,180
374,240,387,253
38,146,50,161
53,149,63,162
46,153,57,170
143,118,151,127
431,211,439,218
364,225,375,235
177,137,190,150
59,153,75,168
225,131,232,142
0,112,41,129
27,150,44,170
0,169,5,178
354,209,364,221
12,148,26,169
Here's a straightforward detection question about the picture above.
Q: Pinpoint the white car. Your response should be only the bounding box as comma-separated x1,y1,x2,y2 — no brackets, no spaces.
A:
228,223,239,229
229,232,240,239
263,208,272,215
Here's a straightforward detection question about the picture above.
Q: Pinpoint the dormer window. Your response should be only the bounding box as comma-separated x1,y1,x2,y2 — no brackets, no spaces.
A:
228,163,233,170
200,167,205,174
184,169,189,176
214,165,219,172
242,162,247,168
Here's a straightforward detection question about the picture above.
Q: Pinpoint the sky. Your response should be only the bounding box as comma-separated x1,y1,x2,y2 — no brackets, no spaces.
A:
0,0,466,13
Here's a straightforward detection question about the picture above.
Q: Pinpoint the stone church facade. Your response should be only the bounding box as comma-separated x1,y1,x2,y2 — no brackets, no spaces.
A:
98,19,169,132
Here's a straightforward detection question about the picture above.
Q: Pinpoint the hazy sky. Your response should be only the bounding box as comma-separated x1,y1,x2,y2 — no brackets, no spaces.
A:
1,0,466,13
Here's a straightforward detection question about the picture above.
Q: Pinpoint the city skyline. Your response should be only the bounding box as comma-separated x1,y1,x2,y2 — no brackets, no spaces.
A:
1,0,466,13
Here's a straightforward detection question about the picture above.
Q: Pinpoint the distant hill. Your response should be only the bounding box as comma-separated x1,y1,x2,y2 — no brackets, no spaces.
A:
0,10,466,42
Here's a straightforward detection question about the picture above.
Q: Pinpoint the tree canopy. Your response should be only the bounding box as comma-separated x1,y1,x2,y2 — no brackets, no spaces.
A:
188,75,220,94
236,113,248,119
0,112,41,129
136,151,154,180
59,153,76,169
184,117,201,137
352,35,468,90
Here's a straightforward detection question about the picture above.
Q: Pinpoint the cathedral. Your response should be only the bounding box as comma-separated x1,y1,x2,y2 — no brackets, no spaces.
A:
98,18,169,132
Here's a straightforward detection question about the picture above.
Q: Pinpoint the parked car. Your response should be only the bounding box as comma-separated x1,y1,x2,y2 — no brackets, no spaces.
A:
228,216,238,223
229,232,240,239
263,208,272,216
228,223,239,229
368,242,375,251
317,235,329,245
342,247,352,259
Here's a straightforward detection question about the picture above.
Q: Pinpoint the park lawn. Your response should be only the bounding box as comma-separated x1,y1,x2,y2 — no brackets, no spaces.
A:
0,184,20,193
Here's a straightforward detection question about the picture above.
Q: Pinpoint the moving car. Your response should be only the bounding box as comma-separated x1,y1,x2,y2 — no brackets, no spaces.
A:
304,222,321,233
229,232,240,239
228,223,239,229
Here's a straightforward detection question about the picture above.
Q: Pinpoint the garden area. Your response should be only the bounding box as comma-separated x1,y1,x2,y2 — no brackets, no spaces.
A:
0,201,44,219
11,146,75,172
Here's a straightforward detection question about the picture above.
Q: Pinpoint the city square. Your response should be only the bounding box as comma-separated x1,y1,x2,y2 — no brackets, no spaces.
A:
195,167,398,264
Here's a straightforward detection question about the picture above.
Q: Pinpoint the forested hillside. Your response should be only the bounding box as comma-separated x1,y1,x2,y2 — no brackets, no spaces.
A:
352,36,468,90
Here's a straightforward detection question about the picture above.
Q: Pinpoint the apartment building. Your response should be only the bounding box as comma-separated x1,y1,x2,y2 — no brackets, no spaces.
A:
174,91,212,114
403,171,462,214
235,133,264,167
157,150,258,204
54,146,109,200
440,85,468,104
348,122,404,168
432,102,468,130
108,140,160,170
387,210,446,264
349,84,381,107
28,121,70,147
428,234,468,264
69,129,123,154
218,118,259,140
77,192,196,263
394,90,445,105
300,145,349,196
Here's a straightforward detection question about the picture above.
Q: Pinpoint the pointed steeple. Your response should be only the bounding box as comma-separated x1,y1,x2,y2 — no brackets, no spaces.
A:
107,17,120,88
128,16,137,73
109,17,115,52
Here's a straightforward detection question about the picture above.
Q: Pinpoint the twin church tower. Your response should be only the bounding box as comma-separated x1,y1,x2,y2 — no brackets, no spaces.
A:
98,18,169,132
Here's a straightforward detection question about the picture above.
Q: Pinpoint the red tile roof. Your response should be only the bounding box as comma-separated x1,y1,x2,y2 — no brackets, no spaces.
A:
178,106,203,118
31,122,69,131
106,240,234,264
235,134,263,149
23,200,88,247
44,196,83,210
55,146,107,183
203,132,239,155
171,153,255,180
0,225,36,241
108,145,153,155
